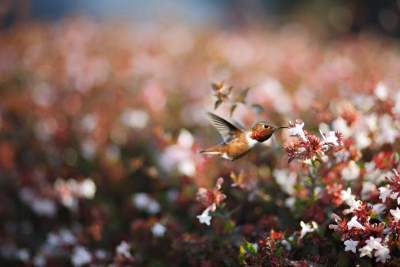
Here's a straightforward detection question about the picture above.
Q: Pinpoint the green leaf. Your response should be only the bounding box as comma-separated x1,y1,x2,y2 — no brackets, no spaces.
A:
224,219,236,234
243,241,258,256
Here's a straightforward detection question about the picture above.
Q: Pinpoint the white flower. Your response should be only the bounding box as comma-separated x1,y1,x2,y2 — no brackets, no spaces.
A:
132,193,160,214
359,244,374,258
340,188,354,204
390,207,400,222
46,229,77,249
288,121,306,141
151,223,166,237
320,130,339,146
32,198,57,217
347,216,364,230
197,204,215,226
365,113,378,131
379,186,392,202
344,239,359,253
341,161,360,181
94,249,107,260
285,197,296,209
366,236,382,249
81,114,97,132
390,191,399,202
361,182,376,199
374,82,388,100
72,246,92,267
116,241,132,259
33,254,46,267
273,169,297,195
177,159,196,177
59,229,77,245
354,131,371,150
346,200,363,214
299,221,318,239
303,159,313,165
360,236,391,263
376,114,398,145
54,178,96,210
340,188,362,214
159,129,196,177
332,117,351,138
16,248,30,262
375,243,390,263
177,129,194,148
79,179,96,199
120,109,149,129
20,188,58,217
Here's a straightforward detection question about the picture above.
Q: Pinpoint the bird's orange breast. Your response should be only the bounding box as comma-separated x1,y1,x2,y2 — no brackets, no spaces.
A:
223,134,252,160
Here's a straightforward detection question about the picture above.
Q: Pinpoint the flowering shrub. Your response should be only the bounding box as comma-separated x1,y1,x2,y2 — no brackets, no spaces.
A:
1,18,400,266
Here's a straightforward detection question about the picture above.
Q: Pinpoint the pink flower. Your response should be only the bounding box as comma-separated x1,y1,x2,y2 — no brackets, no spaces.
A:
196,177,226,208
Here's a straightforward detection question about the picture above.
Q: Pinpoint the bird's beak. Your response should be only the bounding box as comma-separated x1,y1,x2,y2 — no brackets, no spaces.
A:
276,126,289,130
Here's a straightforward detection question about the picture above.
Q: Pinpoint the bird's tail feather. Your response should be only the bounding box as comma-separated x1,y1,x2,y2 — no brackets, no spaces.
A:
199,146,223,155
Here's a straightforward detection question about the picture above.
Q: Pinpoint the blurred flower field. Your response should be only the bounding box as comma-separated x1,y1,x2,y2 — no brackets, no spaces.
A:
1,19,400,266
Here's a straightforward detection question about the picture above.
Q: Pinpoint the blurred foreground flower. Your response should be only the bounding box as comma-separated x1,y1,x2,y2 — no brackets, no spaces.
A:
196,177,226,226
159,129,197,176
54,178,96,210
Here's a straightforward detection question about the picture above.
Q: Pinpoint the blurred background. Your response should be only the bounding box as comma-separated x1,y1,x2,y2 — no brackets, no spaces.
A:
2,0,400,36
1,1,400,266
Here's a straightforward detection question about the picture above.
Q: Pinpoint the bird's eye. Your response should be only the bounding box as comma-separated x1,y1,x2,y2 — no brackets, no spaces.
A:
264,125,269,129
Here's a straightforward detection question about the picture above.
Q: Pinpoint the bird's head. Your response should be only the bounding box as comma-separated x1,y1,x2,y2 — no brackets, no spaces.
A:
250,121,276,142
250,121,288,142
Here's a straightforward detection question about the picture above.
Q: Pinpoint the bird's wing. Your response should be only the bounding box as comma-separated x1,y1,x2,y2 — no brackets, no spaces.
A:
207,112,242,142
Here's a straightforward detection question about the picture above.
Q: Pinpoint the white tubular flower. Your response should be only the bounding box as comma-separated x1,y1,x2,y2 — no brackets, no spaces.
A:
72,246,92,267
299,221,318,239
347,216,364,230
390,207,400,222
288,121,306,141
197,204,216,226
359,244,374,258
375,243,390,263
344,239,359,253
379,186,392,202
116,241,133,259
320,130,340,146
341,161,360,181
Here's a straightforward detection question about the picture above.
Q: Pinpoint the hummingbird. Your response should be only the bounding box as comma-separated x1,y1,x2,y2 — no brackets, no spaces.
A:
200,112,287,160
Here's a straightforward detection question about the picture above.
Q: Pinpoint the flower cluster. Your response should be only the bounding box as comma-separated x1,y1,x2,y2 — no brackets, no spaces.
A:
329,169,400,263
285,120,343,163
196,177,226,225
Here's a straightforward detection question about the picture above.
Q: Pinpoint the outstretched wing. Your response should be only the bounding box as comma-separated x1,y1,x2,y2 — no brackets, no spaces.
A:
207,112,242,142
